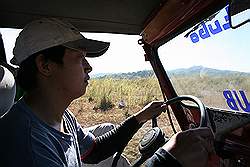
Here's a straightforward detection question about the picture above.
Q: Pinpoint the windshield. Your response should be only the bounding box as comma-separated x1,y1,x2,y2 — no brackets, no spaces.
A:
158,5,250,112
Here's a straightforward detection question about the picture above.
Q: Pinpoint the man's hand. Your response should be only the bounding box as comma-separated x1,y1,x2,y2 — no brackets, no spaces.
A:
163,127,215,167
134,101,166,124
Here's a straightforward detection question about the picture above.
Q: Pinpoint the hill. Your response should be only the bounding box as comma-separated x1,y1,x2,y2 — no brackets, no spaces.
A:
169,66,250,77
93,66,250,79
95,70,155,79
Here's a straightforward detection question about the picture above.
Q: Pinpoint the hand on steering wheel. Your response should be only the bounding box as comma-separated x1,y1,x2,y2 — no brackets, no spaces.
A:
159,95,215,167
163,127,215,167
133,95,214,167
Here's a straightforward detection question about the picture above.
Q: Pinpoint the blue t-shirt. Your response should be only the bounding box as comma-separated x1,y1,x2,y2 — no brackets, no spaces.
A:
0,98,96,167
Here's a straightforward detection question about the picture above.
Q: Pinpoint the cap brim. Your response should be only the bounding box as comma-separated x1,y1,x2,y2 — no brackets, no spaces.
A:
63,37,110,57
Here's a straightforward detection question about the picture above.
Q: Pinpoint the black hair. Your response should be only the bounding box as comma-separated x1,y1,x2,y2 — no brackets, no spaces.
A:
16,45,65,91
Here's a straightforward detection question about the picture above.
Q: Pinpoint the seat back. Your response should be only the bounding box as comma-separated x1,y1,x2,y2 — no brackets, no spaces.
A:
0,65,16,118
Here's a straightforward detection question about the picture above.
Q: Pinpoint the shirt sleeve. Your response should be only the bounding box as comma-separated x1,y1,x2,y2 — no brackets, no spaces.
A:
145,148,182,167
76,122,96,160
81,116,142,164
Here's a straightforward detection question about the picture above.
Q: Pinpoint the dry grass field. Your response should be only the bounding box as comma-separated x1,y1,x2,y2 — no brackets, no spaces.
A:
68,75,250,163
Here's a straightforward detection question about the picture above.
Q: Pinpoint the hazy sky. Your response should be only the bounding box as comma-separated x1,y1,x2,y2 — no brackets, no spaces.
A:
1,7,249,74
159,7,250,73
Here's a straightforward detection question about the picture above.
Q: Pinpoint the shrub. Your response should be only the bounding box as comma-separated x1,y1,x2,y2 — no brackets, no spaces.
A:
96,94,114,111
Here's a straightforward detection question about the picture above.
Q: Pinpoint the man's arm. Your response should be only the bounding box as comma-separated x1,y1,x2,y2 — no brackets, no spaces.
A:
147,127,215,167
79,101,166,164
82,115,141,163
145,148,182,167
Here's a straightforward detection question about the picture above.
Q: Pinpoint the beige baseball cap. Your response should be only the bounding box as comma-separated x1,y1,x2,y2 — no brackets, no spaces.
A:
11,18,110,65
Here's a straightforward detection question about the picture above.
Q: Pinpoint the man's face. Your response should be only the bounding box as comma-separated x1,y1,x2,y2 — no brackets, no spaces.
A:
52,48,92,100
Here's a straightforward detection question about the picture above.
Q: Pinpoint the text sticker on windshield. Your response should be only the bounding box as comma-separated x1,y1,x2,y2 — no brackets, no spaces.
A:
223,90,250,112
189,6,230,43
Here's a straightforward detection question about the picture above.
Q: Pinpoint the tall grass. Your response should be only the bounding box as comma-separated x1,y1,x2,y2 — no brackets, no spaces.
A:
83,75,250,111
84,77,162,110
170,75,250,109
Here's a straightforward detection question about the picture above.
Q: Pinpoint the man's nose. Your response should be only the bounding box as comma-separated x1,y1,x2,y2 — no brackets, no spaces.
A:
83,59,92,73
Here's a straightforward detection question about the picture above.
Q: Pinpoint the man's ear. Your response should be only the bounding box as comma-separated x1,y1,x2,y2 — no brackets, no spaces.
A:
35,54,53,77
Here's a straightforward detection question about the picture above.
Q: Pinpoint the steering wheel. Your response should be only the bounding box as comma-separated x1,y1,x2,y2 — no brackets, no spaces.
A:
164,95,207,128
111,95,208,167
131,95,208,167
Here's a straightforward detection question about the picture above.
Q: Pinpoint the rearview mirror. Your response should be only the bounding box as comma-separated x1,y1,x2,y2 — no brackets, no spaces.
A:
229,0,250,29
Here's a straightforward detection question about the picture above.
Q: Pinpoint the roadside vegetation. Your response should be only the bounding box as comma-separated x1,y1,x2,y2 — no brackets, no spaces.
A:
69,68,250,162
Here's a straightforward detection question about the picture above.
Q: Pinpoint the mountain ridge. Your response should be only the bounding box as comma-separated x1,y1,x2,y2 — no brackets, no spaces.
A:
92,66,250,79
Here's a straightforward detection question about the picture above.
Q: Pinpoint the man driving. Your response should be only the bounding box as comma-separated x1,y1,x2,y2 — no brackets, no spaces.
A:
0,18,214,167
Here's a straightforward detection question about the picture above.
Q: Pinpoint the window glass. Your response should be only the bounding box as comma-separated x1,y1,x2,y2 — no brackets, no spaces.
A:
158,5,250,112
